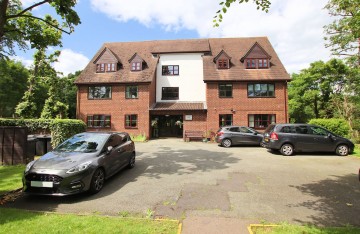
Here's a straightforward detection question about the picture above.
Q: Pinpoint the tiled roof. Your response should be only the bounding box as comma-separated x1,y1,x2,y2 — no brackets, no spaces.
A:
150,102,206,110
151,39,210,53
75,37,290,85
204,37,290,82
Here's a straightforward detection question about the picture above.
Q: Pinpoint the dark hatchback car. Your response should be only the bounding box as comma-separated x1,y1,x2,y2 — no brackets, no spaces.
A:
262,124,354,156
23,132,135,196
215,126,263,147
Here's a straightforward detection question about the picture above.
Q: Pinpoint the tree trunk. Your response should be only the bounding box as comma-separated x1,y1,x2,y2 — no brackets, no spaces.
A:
0,0,9,41
314,95,319,118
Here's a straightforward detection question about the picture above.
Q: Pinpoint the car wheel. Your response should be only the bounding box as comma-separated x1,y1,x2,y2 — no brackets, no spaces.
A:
128,153,136,169
89,168,105,194
336,144,349,156
280,144,294,156
221,139,232,148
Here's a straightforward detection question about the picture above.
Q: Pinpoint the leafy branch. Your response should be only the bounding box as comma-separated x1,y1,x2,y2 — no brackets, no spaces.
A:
213,0,271,27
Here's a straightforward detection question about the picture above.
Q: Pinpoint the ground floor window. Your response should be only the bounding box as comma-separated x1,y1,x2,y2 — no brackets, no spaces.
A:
125,114,138,128
219,114,233,127
87,115,111,128
248,114,275,129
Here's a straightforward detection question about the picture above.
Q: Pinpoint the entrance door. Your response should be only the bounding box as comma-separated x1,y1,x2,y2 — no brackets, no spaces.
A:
152,115,183,138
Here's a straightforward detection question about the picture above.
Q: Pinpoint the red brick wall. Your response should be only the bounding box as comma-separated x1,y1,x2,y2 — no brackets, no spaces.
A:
77,80,288,138
77,84,151,138
206,81,288,132
148,72,156,107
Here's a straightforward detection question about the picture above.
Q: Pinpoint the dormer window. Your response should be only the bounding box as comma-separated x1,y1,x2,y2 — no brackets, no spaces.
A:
131,62,142,71
217,59,229,69
94,48,120,73
96,63,116,73
258,59,268,68
129,53,145,72
214,50,231,70
245,59,269,69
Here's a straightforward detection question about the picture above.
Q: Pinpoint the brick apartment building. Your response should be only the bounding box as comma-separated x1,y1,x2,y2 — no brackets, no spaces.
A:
75,37,290,139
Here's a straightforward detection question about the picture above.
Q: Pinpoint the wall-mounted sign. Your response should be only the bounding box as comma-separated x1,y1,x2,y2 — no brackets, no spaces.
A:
185,115,193,121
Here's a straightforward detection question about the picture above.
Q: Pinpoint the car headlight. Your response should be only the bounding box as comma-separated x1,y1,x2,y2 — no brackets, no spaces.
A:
25,160,36,173
66,161,92,174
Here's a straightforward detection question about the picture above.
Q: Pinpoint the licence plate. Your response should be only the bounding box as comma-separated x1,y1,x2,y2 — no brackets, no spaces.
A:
31,181,53,188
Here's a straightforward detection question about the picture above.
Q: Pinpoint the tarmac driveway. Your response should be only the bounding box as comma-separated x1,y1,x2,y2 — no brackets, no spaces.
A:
4,139,360,227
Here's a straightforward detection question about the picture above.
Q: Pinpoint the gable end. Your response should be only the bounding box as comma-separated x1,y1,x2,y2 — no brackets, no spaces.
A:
241,42,272,62
93,47,121,64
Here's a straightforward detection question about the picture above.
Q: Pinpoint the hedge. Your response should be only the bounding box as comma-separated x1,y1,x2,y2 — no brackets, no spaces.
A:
0,118,86,148
308,118,350,137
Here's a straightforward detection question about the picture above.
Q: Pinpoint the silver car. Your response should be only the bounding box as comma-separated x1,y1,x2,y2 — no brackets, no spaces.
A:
215,126,263,147
23,132,135,196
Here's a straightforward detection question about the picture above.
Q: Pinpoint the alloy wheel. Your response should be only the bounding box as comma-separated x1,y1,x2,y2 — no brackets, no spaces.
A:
222,139,232,147
93,169,105,191
336,145,348,156
128,154,136,169
281,144,293,156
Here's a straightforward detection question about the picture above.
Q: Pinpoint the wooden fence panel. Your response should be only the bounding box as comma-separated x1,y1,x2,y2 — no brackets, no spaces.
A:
0,127,28,165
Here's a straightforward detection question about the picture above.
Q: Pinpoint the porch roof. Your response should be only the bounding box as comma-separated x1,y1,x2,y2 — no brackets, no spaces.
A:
150,102,206,111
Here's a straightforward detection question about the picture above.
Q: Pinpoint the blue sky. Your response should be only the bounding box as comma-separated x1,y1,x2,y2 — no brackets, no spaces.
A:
17,0,334,76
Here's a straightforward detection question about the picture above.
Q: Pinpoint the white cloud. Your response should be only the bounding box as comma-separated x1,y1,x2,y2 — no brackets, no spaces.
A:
21,0,42,9
54,49,89,76
90,0,334,74
11,50,89,76
11,56,33,68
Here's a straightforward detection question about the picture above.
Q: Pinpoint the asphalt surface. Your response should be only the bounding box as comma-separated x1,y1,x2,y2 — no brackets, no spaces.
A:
3,139,360,232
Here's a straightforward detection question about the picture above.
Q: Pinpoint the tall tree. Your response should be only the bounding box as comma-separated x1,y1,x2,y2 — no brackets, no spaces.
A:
37,49,69,119
289,59,353,123
324,0,360,66
289,59,360,140
0,0,80,58
0,59,28,117
15,48,52,118
59,70,81,119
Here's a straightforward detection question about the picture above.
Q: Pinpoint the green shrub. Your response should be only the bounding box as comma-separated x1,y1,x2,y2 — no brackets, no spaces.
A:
130,133,147,142
308,118,350,137
0,118,86,148
49,119,86,147
0,118,52,133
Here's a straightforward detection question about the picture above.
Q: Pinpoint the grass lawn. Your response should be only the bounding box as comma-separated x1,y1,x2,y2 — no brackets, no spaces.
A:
352,144,360,158
251,223,360,234
0,208,179,234
0,165,25,195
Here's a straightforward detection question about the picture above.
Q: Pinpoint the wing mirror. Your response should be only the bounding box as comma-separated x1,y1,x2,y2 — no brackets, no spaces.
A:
107,146,113,153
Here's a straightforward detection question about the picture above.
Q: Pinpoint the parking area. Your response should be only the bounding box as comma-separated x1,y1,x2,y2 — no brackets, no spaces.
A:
4,138,360,227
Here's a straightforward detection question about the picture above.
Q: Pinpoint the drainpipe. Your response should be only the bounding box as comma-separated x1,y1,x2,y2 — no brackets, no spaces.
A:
284,81,288,123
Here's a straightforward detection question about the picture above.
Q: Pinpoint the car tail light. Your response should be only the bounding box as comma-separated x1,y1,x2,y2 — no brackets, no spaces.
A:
216,132,223,136
270,132,279,140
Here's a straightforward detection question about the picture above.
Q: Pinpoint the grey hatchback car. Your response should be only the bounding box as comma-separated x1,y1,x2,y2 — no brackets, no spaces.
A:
215,126,263,147
23,132,135,196
262,123,354,156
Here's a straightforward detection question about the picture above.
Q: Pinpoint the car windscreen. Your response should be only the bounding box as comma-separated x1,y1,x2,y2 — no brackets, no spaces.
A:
54,133,109,153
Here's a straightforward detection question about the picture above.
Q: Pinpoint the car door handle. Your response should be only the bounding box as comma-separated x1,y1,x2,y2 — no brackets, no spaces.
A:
117,149,125,153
